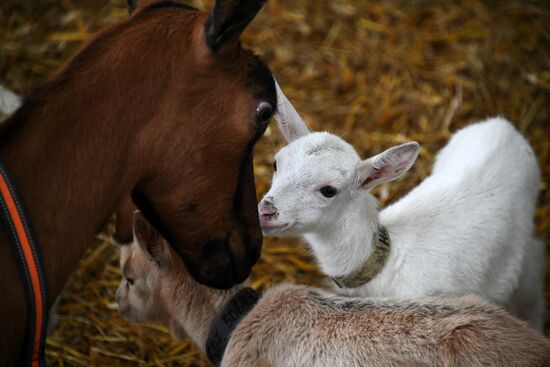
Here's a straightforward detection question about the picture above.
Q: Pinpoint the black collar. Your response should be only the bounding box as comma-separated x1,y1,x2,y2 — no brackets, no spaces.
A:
205,287,260,366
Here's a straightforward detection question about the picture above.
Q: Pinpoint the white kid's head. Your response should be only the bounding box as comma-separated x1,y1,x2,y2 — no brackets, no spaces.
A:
259,82,419,236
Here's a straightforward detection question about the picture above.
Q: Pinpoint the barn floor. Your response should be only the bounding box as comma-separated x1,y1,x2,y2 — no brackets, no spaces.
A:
1,0,549,365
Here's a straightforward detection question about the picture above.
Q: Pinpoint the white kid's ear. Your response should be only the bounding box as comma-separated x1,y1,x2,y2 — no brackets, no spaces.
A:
132,211,170,268
355,142,420,191
274,80,310,143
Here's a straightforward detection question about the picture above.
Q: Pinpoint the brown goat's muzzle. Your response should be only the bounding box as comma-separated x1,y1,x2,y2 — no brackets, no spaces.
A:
181,230,262,289
180,155,263,289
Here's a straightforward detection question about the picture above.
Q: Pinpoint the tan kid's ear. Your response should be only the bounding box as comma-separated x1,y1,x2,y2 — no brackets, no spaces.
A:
132,211,170,268
114,198,137,244
355,142,420,192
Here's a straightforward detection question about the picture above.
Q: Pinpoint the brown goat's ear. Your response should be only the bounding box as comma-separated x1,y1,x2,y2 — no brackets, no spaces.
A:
204,0,268,52
127,0,161,15
132,211,169,267
127,0,138,14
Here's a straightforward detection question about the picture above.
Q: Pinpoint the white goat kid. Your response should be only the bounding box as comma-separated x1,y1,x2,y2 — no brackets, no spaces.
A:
0,85,21,120
259,82,545,331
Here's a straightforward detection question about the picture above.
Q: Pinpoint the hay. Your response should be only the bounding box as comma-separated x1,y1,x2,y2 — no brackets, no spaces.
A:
1,0,548,365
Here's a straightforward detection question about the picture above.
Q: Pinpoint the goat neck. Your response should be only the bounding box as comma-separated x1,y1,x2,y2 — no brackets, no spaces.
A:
304,193,381,279
168,262,246,350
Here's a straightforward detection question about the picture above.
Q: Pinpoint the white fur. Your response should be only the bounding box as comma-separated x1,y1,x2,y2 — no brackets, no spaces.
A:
262,85,544,332
0,85,21,118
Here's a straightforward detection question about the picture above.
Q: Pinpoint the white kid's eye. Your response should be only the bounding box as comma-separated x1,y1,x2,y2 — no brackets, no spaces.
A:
320,186,338,198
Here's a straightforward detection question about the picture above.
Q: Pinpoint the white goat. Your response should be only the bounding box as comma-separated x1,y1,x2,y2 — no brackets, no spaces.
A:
259,83,545,331
115,212,550,367
0,85,22,120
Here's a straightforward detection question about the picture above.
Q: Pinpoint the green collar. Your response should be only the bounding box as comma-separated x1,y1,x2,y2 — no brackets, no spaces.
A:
331,224,391,289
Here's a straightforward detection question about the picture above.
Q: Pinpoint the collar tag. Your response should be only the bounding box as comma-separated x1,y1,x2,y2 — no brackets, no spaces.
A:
205,287,260,366
331,224,391,289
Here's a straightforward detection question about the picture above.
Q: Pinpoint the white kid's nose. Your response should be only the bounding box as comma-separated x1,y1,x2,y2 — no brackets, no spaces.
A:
259,198,277,218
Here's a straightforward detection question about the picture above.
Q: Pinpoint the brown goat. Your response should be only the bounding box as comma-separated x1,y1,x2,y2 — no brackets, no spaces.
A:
0,0,275,364
117,212,550,367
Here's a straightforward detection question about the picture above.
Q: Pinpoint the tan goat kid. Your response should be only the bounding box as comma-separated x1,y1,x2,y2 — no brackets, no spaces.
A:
116,212,550,367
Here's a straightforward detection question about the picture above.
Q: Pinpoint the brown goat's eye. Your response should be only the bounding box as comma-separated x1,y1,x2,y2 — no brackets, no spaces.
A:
273,160,277,172
256,101,274,125
320,186,338,198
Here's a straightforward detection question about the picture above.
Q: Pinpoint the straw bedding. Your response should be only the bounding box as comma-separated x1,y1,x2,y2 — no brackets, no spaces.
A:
1,0,548,365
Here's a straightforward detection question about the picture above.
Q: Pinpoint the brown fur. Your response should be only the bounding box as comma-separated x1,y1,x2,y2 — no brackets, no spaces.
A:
119,213,550,367
0,1,274,364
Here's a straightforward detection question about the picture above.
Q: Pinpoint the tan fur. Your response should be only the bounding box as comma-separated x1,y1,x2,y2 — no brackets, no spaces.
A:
118,213,550,367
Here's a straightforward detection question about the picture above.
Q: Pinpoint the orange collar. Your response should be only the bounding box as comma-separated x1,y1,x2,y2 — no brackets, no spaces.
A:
0,163,47,367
